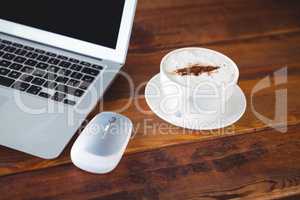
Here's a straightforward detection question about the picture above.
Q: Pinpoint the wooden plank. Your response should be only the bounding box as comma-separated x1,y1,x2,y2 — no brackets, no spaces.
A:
107,31,300,100
131,0,300,51
0,31,300,177
0,1,300,199
1,125,300,200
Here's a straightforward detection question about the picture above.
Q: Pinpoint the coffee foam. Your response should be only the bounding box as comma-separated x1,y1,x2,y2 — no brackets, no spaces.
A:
162,48,238,88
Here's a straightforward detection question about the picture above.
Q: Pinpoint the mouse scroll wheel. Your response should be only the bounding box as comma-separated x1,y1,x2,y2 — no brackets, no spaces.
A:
109,117,117,124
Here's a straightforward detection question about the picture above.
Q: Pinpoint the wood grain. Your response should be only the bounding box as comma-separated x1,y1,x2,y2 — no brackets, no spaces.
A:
0,0,300,199
131,0,300,52
107,31,300,100
1,125,300,200
1,22,300,178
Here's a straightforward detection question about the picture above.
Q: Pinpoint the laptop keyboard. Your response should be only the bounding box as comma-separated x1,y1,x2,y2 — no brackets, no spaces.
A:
0,38,104,106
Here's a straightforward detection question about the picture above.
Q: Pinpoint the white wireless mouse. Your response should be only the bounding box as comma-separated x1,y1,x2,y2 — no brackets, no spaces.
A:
71,112,133,174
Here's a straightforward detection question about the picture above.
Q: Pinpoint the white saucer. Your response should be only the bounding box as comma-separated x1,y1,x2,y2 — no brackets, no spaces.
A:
145,74,247,130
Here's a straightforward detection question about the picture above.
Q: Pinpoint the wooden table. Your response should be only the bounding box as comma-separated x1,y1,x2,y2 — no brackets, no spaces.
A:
1,0,300,199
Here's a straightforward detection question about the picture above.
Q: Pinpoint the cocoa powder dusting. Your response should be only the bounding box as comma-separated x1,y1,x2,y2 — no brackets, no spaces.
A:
174,64,220,76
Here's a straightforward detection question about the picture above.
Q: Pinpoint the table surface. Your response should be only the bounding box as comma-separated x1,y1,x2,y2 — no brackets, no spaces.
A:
1,0,300,199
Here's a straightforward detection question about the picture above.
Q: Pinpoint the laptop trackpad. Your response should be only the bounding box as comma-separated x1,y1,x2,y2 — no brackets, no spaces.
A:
0,96,63,143
0,95,9,107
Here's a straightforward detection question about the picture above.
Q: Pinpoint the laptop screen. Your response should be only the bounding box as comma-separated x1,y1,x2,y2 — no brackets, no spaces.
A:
0,1,125,49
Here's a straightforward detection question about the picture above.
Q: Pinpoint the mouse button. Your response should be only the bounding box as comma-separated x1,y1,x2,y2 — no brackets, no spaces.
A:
85,125,130,157
82,112,133,156
87,116,107,132
86,134,122,156
71,146,117,170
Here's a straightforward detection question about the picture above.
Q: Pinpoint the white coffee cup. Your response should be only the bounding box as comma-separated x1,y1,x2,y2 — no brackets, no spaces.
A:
159,47,239,121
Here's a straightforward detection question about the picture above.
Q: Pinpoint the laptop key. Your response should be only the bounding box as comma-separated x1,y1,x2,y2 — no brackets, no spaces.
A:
27,85,42,95
44,81,57,89
80,61,91,67
12,42,23,48
69,58,79,63
58,68,72,76
8,71,21,79
37,55,49,62
12,81,30,91
48,58,60,65
32,77,45,86
24,46,34,51
15,49,27,56
47,65,60,73
4,46,16,53
21,66,34,74
82,75,94,83
52,92,66,102
20,74,34,82
79,81,91,90
82,67,99,76
34,49,45,54
59,61,71,68
0,51,4,57
2,40,12,45
45,52,56,57
32,69,46,77
0,60,11,67
36,62,49,70
3,53,15,60
58,55,68,60
92,64,103,70
56,84,73,94
56,84,84,97
25,59,38,66
67,79,80,87
70,64,82,71
44,72,57,80
39,92,51,99
71,72,83,79
0,67,10,75
10,63,23,71
14,56,26,63
64,99,76,106
56,76,69,84
0,75,14,87
0,44,5,50
25,52,38,59
73,89,84,97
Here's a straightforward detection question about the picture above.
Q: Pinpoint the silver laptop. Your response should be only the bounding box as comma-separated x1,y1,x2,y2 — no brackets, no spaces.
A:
0,1,137,159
